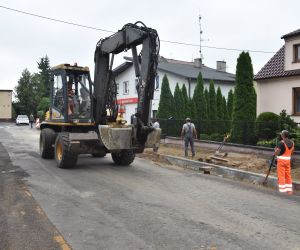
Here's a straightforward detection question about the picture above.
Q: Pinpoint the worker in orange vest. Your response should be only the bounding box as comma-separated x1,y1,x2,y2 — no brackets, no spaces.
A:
274,130,294,194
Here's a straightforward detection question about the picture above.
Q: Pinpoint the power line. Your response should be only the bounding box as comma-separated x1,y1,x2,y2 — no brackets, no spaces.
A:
0,5,115,33
0,5,276,54
160,40,275,53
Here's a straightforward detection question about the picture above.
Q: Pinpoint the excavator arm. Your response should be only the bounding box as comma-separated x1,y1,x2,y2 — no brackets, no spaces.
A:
93,22,159,146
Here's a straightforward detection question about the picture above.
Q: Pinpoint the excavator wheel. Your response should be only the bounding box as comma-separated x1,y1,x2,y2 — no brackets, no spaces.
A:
40,128,56,159
54,133,78,168
111,150,135,166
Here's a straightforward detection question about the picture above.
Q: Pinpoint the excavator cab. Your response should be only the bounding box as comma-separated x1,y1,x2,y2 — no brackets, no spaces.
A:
50,64,93,123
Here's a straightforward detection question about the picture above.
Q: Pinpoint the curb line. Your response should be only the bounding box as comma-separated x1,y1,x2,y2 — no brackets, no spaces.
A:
162,154,300,192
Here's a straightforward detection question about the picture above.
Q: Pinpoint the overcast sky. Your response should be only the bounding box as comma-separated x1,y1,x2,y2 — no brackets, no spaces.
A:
0,0,299,92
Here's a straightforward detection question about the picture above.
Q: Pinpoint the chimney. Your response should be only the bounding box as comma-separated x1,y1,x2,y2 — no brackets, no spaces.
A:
194,58,202,68
216,61,226,72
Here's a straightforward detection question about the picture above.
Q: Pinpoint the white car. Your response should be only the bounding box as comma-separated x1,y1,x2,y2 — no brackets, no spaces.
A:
16,115,30,125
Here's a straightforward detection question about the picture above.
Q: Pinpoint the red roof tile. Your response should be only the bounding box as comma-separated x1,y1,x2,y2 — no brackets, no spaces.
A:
254,46,300,80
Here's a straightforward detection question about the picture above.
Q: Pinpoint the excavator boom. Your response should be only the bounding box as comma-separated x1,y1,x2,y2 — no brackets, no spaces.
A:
93,22,159,129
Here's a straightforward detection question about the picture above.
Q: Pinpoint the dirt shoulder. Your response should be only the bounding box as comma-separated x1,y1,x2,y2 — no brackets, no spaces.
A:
142,143,300,182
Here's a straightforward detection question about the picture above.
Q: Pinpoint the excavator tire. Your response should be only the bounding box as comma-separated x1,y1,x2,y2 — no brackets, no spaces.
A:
54,133,78,168
40,128,56,159
111,150,135,166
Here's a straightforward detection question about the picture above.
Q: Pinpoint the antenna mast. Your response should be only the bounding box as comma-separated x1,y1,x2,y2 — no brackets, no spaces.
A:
199,15,203,60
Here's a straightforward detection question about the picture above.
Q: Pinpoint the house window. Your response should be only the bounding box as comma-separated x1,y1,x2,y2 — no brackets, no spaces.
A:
155,75,159,90
135,79,138,93
294,44,300,62
293,88,300,115
152,110,157,118
123,81,129,95
116,83,119,95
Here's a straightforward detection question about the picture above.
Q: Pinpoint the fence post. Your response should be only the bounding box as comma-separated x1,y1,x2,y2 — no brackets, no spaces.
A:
196,119,200,138
243,121,248,145
166,119,169,137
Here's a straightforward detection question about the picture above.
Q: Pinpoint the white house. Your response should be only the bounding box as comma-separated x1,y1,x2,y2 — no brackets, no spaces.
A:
113,56,236,122
254,29,300,123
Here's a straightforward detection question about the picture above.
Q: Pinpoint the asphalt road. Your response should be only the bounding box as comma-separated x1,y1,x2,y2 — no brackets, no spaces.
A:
0,122,300,250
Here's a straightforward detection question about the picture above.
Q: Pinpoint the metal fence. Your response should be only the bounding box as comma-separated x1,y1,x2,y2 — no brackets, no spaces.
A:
158,118,300,149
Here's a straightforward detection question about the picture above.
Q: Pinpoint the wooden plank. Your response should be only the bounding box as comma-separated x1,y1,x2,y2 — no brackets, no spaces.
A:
210,156,229,162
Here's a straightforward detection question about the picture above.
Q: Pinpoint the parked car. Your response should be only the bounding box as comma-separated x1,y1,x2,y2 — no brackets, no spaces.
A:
16,115,29,125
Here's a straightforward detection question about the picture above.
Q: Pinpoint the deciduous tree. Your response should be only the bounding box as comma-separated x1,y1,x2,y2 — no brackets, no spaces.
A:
15,69,36,115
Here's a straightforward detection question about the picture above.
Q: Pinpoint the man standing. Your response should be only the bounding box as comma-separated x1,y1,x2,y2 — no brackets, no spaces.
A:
68,79,75,115
29,113,34,129
153,118,160,129
153,119,160,152
181,118,197,158
274,130,294,195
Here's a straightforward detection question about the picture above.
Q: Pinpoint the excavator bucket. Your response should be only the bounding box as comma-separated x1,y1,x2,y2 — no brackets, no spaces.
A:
98,125,161,152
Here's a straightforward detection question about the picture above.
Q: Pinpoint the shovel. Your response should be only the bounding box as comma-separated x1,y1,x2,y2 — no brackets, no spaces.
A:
263,155,276,186
214,134,229,157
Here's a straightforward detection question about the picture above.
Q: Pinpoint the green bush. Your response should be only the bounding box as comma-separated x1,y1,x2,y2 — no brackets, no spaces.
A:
256,112,280,140
199,134,211,140
256,138,277,148
290,130,300,150
37,110,45,121
279,109,297,131
37,97,50,113
210,133,224,142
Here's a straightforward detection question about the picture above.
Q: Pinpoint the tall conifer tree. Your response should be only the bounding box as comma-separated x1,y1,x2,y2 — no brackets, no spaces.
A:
204,88,209,119
227,89,234,120
231,52,256,144
181,84,189,118
216,86,224,133
193,72,207,121
189,98,196,120
157,75,174,119
173,83,184,119
216,87,224,120
208,81,217,133
208,80,217,121
222,96,229,132
37,55,51,97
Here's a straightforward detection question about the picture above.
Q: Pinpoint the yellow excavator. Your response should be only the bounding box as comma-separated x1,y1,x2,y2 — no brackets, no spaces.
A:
39,22,161,168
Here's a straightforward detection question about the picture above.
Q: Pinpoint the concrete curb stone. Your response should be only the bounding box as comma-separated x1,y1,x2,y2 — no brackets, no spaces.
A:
162,154,300,193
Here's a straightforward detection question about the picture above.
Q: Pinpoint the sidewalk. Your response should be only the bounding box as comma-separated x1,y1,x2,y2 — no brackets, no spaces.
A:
140,147,300,195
